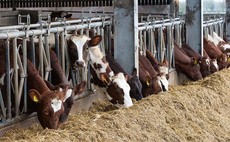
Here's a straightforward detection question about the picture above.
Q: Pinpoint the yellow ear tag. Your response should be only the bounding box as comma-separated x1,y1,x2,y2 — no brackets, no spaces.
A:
146,80,150,86
33,96,39,103
228,57,230,62
194,59,198,65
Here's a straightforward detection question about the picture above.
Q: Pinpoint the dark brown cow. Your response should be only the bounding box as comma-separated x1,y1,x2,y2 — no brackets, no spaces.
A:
139,53,168,96
145,49,169,79
181,44,212,78
105,50,143,101
174,42,202,81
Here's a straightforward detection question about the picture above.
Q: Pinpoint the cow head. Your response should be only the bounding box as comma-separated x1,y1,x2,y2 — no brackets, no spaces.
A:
199,57,212,78
50,11,73,22
28,89,65,129
70,34,91,68
128,68,143,101
45,80,87,123
106,73,133,108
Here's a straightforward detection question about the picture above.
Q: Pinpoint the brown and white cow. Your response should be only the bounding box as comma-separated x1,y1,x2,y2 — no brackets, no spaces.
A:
203,36,228,70
174,42,203,81
105,50,143,101
46,49,86,123
0,48,68,129
212,32,230,54
69,34,133,107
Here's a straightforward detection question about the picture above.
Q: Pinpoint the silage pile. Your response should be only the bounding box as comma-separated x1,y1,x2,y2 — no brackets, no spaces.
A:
1,68,230,142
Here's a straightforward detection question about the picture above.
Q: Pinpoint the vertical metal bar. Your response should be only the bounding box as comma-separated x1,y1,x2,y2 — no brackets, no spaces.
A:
22,37,27,113
13,38,19,117
0,90,6,120
5,39,11,119
60,32,65,72
44,34,51,81
29,36,36,66
39,35,44,78
55,32,60,62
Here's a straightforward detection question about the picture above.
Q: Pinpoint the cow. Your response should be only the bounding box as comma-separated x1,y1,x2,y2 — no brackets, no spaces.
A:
181,44,212,78
212,32,230,54
69,33,133,107
203,36,229,70
105,50,143,101
50,11,73,22
0,48,68,129
174,42,203,81
139,53,168,91
145,49,169,80
46,49,87,123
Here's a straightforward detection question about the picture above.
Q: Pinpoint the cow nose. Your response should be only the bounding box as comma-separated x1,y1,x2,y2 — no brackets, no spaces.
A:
75,60,85,67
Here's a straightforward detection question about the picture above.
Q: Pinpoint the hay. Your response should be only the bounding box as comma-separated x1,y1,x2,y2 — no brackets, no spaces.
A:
1,68,230,142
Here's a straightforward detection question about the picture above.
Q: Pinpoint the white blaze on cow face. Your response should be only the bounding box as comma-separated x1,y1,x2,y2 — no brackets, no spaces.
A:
112,73,133,108
212,59,219,71
157,75,169,91
63,89,73,102
205,58,210,65
51,98,62,113
159,66,168,75
70,35,91,67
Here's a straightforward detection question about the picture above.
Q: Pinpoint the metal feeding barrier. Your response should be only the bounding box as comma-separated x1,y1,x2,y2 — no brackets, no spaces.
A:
0,13,113,127
203,17,225,38
138,17,185,70
138,16,225,70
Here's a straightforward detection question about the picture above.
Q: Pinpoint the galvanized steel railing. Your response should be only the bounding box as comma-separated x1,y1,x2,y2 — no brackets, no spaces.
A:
138,17,185,69
203,17,225,38
0,14,113,127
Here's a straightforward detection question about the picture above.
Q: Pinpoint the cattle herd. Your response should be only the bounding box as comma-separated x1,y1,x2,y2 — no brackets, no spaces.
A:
0,11,229,130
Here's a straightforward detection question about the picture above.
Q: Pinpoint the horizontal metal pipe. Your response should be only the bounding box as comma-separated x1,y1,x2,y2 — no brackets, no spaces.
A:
0,21,111,39
0,16,111,31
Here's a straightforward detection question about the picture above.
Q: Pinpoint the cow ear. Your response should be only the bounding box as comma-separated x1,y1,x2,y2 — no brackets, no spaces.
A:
132,68,137,76
88,35,102,46
44,80,55,90
99,73,111,85
73,81,87,95
28,89,42,103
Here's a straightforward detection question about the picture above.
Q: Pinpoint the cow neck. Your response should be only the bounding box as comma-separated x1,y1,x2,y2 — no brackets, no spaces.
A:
27,60,50,94
50,50,69,85
105,50,131,79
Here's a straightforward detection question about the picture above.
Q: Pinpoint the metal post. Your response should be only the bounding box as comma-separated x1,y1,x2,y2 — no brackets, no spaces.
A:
226,0,230,41
23,37,27,113
114,0,139,74
13,38,19,117
185,0,203,55
5,39,11,119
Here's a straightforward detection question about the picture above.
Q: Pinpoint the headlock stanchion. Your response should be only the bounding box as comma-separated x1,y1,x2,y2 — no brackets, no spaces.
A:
0,13,113,127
